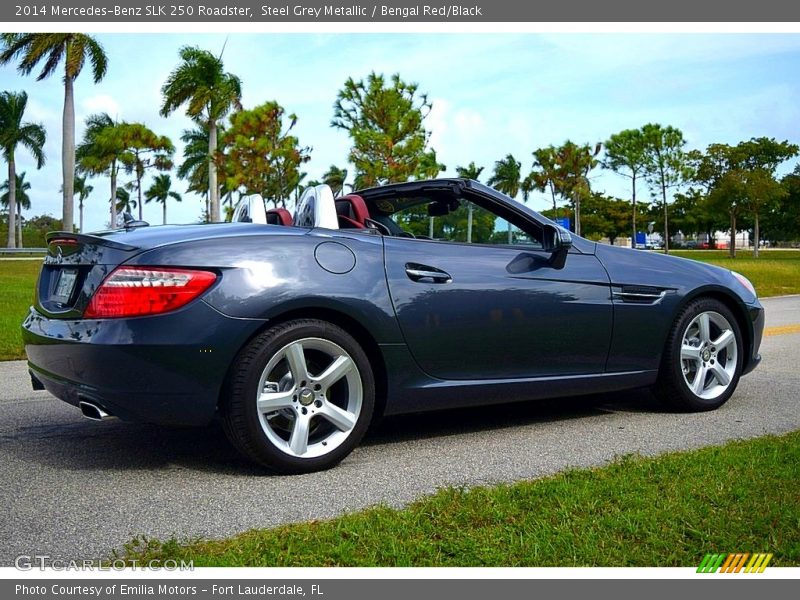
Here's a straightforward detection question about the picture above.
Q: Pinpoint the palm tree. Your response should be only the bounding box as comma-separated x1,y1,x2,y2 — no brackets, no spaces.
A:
456,162,484,242
525,146,562,216
73,174,93,233
1,34,108,233
118,122,174,220
145,173,182,224
77,113,132,227
114,187,136,216
0,90,45,248
177,124,225,221
488,154,522,198
177,125,211,195
455,161,484,182
488,155,522,244
1,171,31,247
220,177,240,222
322,165,349,196
160,46,241,223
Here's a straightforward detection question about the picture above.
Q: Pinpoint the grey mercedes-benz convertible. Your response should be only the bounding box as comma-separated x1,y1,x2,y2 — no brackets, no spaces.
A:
23,178,763,473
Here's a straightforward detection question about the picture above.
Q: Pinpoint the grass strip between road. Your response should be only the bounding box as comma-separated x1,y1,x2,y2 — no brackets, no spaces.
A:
119,431,800,567
670,250,800,298
0,260,39,361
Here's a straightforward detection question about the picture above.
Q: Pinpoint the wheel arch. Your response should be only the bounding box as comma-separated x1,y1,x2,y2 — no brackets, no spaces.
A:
670,286,754,371
217,305,389,422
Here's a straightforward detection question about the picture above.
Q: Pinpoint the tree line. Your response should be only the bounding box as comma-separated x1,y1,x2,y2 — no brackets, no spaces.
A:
1,33,798,257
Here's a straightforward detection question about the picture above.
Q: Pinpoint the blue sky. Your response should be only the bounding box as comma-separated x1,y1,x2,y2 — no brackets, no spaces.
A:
2,33,800,232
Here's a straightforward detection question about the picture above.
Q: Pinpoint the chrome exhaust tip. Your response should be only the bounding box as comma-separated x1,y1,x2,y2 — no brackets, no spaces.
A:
79,400,112,421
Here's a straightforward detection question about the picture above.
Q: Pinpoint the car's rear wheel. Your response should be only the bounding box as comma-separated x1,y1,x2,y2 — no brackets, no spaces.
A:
222,319,374,473
654,298,743,411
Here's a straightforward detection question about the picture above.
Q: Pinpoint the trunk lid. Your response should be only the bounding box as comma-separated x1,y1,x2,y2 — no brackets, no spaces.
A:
37,232,142,318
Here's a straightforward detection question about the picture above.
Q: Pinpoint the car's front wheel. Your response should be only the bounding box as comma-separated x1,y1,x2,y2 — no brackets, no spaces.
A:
222,319,375,473
654,298,743,411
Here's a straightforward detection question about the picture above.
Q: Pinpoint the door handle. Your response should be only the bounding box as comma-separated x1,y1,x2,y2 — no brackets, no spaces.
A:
405,263,452,283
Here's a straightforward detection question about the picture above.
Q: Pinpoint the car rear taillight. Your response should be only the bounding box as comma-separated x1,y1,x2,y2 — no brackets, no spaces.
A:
84,267,217,319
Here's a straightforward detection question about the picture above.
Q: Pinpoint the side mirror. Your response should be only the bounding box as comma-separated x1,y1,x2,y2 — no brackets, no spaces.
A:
544,224,572,269
427,199,456,217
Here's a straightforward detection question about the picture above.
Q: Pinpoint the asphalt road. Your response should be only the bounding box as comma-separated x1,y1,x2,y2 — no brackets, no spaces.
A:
1,296,798,564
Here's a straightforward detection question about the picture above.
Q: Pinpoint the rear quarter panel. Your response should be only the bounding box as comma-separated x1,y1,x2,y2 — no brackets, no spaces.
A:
125,230,403,345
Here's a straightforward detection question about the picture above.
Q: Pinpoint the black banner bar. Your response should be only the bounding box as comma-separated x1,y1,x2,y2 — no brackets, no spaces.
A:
4,579,798,600
3,0,800,23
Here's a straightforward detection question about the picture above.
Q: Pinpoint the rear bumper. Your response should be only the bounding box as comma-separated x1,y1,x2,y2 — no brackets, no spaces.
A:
22,301,265,426
742,301,764,376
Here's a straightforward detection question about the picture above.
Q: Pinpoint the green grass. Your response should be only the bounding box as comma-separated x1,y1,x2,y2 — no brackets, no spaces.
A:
671,249,800,297
120,432,800,567
0,260,39,361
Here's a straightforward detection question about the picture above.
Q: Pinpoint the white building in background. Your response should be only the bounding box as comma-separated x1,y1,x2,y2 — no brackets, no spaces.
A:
711,230,750,249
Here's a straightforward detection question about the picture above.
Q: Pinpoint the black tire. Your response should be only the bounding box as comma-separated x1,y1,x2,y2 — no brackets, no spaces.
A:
221,319,375,473
653,297,744,411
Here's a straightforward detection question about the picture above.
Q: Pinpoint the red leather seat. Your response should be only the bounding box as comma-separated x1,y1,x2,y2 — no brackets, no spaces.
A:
335,194,370,229
266,208,293,226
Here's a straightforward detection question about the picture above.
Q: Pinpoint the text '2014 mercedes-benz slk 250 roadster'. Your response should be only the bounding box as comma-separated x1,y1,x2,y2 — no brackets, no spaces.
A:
23,179,764,473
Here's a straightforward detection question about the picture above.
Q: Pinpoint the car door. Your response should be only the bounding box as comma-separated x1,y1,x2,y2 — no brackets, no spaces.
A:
383,216,613,381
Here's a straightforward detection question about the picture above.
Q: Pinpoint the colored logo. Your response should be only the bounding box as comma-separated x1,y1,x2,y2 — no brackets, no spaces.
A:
697,553,773,573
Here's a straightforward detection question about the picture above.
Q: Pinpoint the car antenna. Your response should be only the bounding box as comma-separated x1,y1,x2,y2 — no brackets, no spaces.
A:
121,212,149,229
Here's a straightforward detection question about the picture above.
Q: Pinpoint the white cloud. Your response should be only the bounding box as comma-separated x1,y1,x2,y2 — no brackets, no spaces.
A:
426,97,450,155
80,94,121,120
453,108,485,134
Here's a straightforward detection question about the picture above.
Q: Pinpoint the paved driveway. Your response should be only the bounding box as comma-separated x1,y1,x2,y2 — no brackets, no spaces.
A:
1,296,798,564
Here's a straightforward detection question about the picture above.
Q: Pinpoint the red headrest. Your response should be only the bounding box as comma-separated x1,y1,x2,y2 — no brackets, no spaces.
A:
266,208,293,226
335,194,370,227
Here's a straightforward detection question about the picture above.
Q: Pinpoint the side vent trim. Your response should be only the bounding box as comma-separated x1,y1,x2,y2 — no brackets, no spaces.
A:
612,286,667,305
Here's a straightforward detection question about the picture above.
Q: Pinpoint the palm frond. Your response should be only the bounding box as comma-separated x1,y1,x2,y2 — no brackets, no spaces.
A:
0,90,47,168
19,123,47,168
84,36,108,83
0,33,106,83
64,35,88,80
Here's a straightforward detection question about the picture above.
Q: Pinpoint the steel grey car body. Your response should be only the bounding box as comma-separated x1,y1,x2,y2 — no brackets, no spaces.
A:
23,178,763,433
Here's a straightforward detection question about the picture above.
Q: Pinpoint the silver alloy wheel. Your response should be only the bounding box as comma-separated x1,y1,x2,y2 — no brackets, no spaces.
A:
680,311,738,400
255,337,363,458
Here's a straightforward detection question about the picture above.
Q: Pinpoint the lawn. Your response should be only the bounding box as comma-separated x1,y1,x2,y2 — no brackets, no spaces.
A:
670,250,800,298
119,431,800,567
0,260,39,361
